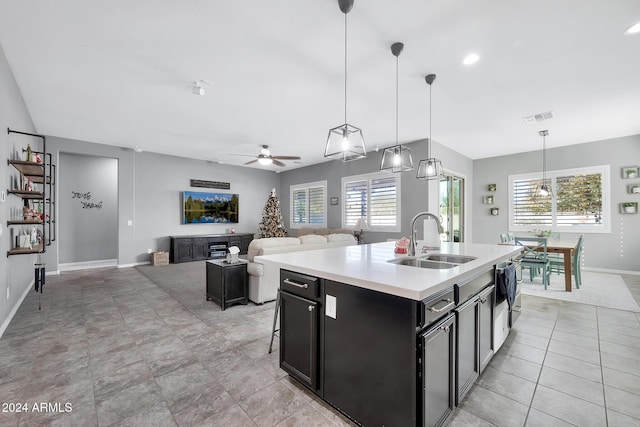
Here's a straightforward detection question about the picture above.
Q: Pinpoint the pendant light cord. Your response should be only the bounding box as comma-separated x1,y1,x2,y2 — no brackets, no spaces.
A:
396,54,399,145
344,11,348,125
428,83,432,158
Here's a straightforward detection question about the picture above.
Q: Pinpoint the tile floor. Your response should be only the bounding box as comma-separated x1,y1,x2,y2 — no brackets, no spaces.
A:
0,266,639,426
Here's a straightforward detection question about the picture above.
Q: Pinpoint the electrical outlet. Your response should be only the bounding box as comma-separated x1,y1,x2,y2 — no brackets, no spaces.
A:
0,223,3,236
6,286,10,300
127,220,133,226
0,190,6,202
147,248,152,254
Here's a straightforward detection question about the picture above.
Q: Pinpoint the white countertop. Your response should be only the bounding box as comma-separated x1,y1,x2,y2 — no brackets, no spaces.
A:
255,241,522,301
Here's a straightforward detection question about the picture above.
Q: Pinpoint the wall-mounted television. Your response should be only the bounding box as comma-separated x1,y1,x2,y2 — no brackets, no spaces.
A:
182,191,239,224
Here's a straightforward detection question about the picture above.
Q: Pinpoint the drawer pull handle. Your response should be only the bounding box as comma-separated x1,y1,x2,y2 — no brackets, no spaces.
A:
283,278,309,289
479,297,487,304
441,325,450,333
428,299,454,313
308,305,315,312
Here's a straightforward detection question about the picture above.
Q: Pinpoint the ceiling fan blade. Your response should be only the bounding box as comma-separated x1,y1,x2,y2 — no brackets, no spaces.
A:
272,156,301,160
272,159,286,167
244,159,258,165
229,153,257,158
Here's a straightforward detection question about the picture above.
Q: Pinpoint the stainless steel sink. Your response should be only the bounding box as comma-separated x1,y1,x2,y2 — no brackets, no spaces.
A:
387,253,477,269
424,254,477,264
387,257,458,269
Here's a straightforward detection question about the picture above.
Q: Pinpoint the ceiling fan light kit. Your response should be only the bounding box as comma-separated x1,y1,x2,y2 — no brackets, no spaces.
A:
381,42,414,173
416,73,445,180
324,0,367,162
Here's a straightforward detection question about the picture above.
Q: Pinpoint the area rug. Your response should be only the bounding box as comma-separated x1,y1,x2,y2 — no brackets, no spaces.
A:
521,271,640,312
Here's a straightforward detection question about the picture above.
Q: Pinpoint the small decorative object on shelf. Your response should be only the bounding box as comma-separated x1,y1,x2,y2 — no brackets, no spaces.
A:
490,207,500,216
622,166,639,179
483,195,494,204
628,184,640,194
487,184,496,191
26,143,32,162
621,202,638,214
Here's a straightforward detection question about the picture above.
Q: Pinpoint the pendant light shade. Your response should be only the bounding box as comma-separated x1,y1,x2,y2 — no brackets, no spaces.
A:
325,0,367,162
381,42,414,173
537,129,552,197
416,74,444,180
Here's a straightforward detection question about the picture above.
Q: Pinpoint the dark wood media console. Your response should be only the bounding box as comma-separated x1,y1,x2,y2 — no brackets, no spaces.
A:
169,233,253,263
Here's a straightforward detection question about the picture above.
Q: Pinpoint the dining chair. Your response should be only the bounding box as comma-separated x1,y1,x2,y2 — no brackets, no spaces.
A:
500,233,509,243
549,235,584,289
507,232,515,241
514,236,551,289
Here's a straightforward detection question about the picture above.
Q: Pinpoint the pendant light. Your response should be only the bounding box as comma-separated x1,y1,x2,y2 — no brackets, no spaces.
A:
416,74,444,180
537,129,552,196
324,0,367,162
380,42,414,173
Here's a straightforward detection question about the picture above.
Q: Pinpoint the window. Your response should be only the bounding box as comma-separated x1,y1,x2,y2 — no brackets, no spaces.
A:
509,165,610,233
342,172,401,232
290,181,327,228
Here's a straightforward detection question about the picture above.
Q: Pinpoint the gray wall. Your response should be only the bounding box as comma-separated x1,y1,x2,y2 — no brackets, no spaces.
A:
0,43,41,335
46,138,281,268
472,135,640,272
279,138,474,243
58,153,118,263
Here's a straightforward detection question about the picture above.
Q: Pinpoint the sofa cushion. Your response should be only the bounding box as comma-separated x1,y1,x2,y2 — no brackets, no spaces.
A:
327,233,357,243
247,237,300,261
299,234,328,244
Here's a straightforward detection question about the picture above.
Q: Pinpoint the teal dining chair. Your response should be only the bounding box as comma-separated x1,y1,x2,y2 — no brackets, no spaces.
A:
514,236,551,289
500,233,509,243
550,235,584,289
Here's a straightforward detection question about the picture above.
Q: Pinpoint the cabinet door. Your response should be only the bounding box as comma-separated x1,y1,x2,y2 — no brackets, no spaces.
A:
455,297,479,404
192,238,208,260
280,291,318,390
175,239,193,263
478,285,495,373
224,264,247,304
421,313,456,427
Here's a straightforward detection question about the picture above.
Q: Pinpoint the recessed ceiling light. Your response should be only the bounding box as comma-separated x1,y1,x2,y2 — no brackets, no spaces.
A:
462,54,480,65
624,21,640,35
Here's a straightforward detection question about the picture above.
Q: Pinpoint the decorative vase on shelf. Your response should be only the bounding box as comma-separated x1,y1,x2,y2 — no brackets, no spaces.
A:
26,144,32,162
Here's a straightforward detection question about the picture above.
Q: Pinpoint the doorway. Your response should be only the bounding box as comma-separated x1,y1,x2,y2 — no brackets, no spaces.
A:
439,174,464,242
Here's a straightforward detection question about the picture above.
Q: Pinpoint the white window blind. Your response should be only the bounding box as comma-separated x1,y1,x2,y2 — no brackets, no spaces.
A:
290,181,326,228
509,165,609,233
342,172,400,232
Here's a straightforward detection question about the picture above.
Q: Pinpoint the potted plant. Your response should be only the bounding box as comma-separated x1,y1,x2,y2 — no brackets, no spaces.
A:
623,202,636,214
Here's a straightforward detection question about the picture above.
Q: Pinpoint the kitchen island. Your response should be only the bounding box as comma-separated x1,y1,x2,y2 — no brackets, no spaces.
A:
256,241,522,427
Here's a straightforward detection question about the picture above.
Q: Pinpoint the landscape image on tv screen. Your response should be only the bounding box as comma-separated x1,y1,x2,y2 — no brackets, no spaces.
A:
182,191,239,224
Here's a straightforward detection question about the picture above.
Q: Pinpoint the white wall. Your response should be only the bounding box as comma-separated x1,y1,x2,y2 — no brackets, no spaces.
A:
0,43,40,336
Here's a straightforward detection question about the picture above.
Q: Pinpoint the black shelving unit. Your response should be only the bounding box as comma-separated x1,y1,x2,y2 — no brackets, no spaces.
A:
6,128,56,256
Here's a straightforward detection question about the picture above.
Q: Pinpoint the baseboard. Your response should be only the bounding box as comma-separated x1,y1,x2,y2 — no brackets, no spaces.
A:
0,280,33,338
58,259,118,272
118,261,150,268
583,267,640,276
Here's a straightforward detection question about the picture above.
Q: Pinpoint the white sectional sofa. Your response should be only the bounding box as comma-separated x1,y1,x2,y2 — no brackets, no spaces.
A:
246,230,357,304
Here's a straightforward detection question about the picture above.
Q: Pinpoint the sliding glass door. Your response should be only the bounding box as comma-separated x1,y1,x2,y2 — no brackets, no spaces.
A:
439,175,464,242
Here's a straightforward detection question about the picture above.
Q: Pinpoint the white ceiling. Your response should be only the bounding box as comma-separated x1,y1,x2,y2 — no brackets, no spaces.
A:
1,0,639,171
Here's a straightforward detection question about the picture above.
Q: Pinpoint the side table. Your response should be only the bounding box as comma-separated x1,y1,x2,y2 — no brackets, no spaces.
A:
206,259,248,310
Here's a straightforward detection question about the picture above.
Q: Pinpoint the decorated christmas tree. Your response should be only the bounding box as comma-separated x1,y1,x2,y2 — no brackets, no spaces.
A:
259,188,288,238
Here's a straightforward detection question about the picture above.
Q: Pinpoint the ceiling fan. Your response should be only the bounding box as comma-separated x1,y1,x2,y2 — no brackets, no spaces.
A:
230,145,301,167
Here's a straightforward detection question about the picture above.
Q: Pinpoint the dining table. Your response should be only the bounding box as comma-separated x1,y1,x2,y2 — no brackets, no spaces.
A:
500,238,579,292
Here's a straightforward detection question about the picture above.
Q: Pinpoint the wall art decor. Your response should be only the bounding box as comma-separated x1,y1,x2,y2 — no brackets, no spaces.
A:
622,166,639,179
330,197,339,206
483,195,494,204
487,184,496,191
628,184,640,194
490,207,500,216
182,191,239,224
620,202,638,214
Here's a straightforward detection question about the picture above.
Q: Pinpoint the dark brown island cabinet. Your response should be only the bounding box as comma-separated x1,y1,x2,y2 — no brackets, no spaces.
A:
169,233,253,263
278,266,499,427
